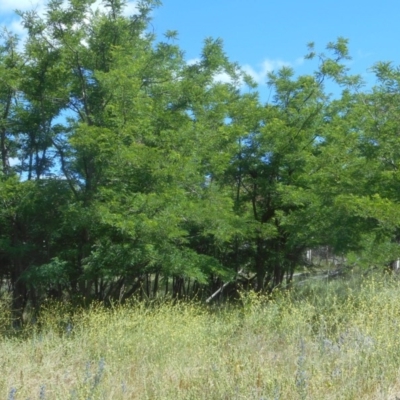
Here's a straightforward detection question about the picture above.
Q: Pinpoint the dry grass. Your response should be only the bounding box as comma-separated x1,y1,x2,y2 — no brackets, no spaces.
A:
2,274,400,399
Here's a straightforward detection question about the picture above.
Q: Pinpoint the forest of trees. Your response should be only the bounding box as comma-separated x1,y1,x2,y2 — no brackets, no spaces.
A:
2,0,400,322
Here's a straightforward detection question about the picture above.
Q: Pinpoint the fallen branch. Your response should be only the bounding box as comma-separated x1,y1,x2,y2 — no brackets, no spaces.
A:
206,269,243,303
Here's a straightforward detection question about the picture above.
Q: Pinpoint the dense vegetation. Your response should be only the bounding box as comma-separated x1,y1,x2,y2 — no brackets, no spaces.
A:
2,0,400,324
2,275,400,399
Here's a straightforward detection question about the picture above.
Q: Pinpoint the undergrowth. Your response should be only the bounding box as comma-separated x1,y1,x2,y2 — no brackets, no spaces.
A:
1,272,400,399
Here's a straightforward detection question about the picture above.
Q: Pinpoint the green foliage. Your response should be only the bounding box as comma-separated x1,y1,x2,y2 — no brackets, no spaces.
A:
1,0,400,313
21,258,69,288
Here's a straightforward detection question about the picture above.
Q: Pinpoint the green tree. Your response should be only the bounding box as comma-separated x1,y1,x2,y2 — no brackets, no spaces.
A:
0,0,246,315
336,62,400,269
221,39,366,290
4,0,400,320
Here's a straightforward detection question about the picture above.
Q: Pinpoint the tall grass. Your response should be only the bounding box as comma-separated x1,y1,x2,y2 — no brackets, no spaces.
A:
1,273,400,399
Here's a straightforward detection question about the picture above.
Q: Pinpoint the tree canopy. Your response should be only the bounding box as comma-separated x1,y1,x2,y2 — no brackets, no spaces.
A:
1,0,400,322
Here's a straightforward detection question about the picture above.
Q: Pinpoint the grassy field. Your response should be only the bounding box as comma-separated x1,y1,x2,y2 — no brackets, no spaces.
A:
2,273,400,399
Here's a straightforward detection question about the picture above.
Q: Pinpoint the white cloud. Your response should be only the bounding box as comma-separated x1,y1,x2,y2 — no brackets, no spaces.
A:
186,57,298,87
186,58,237,85
187,58,201,66
241,64,261,83
88,0,139,17
242,58,291,85
0,0,46,13
0,0,45,49
123,1,139,16
1,0,139,43
9,19,27,37
213,71,234,84
0,0,138,14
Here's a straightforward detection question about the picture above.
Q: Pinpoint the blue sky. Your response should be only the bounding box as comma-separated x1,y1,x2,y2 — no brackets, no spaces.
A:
150,0,400,98
1,0,400,100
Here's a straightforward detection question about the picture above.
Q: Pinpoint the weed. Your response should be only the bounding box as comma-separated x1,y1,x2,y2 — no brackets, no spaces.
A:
2,273,400,399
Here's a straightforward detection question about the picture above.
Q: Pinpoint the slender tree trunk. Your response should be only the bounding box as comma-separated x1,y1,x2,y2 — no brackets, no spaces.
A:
153,272,159,297
165,276,169,296
145,273,150,298
255,237,265,291
0,89,12,176
173,276,184,298
186,278,191,298
10,256,27,328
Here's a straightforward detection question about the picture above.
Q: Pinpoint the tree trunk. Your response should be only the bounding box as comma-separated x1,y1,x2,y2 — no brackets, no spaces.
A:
153,272,159,297
255,237,265,291
11,261,28,329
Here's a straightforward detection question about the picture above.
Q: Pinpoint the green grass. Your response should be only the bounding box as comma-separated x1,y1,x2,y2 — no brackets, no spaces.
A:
2,273,400,399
